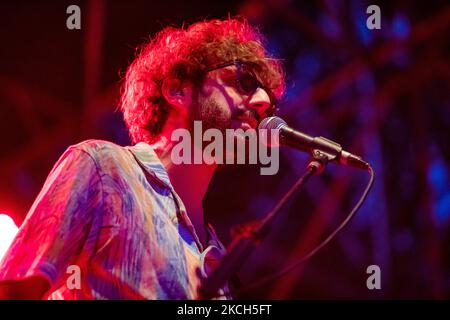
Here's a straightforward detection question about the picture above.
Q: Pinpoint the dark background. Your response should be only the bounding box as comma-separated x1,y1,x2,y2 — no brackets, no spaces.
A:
0,0,449,299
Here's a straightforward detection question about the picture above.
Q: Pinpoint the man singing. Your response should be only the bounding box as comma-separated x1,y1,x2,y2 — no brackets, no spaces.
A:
0,17,284,299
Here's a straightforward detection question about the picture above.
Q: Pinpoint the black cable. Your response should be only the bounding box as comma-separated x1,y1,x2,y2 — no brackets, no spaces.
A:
216,165,375,299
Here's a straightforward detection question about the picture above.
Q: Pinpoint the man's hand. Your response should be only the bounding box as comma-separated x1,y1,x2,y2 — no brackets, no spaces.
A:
0,276,50,300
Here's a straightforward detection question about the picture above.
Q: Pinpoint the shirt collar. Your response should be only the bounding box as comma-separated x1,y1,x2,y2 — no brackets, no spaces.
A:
126,142,173,189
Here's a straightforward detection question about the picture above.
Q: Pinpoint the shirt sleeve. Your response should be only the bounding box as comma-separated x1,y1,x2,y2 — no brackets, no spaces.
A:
0,146,103,287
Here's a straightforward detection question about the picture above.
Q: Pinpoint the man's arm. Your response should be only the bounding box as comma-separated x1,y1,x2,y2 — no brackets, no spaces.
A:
0,276,50,300
0,145,103,299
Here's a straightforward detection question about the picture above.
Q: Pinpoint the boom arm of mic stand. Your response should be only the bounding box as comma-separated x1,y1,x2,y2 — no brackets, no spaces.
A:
198,154,328,300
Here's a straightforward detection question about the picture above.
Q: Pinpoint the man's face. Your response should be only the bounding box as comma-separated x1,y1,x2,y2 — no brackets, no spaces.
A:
185,61,274,164
190,62,273,132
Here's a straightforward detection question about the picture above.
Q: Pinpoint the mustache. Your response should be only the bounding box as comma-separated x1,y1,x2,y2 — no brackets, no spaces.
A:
232,108,261,123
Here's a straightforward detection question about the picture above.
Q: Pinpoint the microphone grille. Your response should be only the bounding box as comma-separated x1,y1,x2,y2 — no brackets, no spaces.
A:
258,116,287,130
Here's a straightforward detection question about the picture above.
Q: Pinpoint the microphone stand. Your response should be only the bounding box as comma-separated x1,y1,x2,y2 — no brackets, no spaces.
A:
198,150,330,300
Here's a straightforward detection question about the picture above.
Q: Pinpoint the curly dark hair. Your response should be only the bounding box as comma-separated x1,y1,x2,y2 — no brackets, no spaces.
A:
120,17,285,144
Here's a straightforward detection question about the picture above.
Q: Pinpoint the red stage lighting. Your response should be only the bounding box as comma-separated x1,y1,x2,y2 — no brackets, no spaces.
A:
0,214,19,262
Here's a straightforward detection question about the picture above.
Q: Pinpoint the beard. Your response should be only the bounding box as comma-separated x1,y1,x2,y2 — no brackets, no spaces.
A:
188,92,260,132
187,93,261,165
189,94,231,133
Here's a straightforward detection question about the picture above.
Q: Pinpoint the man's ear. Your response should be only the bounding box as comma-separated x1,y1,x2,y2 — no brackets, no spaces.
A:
161,76,193,111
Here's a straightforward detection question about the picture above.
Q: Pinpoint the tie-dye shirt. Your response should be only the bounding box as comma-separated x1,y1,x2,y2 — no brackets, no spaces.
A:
0,140,229,299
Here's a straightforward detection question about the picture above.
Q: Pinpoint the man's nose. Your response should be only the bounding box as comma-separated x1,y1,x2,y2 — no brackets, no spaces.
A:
246,87,271,116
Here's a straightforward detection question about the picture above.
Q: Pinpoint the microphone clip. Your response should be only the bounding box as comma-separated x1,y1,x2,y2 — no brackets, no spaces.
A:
308,149,330,175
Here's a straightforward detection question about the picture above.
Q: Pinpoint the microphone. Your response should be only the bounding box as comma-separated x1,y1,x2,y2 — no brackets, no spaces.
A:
258,116,369,170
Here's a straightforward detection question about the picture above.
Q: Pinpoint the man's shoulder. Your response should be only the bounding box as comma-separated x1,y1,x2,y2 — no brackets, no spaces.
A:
69,139,128,156
60,139,168,187
64,139,136,170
